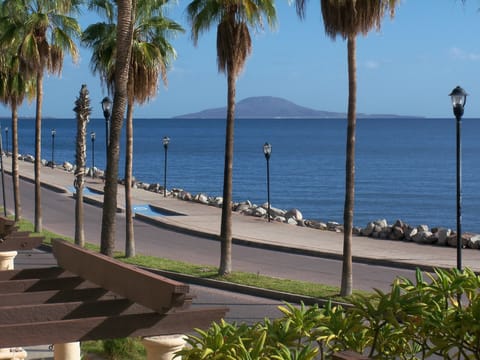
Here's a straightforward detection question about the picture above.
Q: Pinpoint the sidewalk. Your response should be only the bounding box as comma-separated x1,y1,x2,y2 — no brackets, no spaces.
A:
4,156,479,272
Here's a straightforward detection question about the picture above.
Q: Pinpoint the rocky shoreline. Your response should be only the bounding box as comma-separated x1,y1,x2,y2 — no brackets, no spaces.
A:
128,169,480,251
21,155,480,251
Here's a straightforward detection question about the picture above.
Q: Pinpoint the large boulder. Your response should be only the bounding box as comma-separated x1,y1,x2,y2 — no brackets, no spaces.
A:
467,234,480,249
238,200,253,208
374,219,388,229
413,229,434,244
390,226,404,240
393,219,405,229
285,208,303,221
194,193,208,205
63,161,74,172
305,220,327,230
265,205,285,218
447,232,468,248
286,217,298,225
210,197,223,207
178,191,192,201
365,219,388,237
405,227,417,242
417,224,429,233
148,183,160,192
23,154,35,163
253,206,267,217
327,221,341,232
436,228,451,246
235,203,252,214
362,222,376,237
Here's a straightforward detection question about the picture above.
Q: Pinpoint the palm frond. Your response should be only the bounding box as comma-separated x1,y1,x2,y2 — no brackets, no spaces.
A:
321,0,399,39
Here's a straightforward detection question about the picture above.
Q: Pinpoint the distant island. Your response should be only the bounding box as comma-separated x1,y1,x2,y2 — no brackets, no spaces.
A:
173,96,416,119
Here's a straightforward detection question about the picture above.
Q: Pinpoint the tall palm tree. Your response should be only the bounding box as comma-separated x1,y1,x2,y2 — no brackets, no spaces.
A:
187,0,277,275
99,0,135,257
83,0,183,257
0,48,35,222
295,0,399,296
0,0,81,232
73,84,92,247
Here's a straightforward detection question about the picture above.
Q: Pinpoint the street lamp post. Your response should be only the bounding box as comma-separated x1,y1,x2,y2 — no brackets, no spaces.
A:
5,127,8,157
449,85,467,271
51,129,56,168
163,136,170,198
101,96,112,165
91,132,96,178
263,142,272,222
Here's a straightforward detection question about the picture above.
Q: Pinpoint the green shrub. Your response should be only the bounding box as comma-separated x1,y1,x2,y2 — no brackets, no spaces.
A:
100,338,146,360
177,268,480,360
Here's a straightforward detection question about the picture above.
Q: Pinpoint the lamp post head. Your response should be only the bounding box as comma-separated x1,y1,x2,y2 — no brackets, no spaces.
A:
263,142,272,160
163,136,170,149
449,86,467,118
5,128,8,133
51,129,56,137
91,132,96,141
101,96,112,120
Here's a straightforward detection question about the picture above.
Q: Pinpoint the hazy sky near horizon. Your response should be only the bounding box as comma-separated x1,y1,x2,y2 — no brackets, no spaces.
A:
4,0,480,119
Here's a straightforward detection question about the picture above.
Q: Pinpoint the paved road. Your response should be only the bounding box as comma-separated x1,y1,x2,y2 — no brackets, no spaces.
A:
5,172,418,293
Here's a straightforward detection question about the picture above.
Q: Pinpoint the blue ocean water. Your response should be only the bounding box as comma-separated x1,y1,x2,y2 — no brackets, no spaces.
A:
7,117,480,232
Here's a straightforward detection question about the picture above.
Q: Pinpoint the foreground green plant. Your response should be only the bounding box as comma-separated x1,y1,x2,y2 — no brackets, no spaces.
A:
18,219,480,358
178,268,480,360
81,338,146,360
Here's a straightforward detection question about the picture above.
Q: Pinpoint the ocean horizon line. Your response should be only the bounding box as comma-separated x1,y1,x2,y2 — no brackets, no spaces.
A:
1,115,472,121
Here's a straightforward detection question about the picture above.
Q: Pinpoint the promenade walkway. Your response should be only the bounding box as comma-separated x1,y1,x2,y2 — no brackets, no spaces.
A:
3,156,479,272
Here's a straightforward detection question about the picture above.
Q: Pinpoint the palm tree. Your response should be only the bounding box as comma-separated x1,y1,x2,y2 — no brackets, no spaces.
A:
83,0,183,257
73,84,92,247
99,0,135,257
295,0,399,296
123,4,182,257
0,48,35,222
0,0,81,232
187,0,277,275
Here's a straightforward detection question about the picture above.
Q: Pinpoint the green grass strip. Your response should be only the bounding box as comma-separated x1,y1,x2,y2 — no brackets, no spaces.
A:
16,219,368,302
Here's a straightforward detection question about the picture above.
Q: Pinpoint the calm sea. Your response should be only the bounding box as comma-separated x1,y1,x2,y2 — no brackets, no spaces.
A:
7,117,480,232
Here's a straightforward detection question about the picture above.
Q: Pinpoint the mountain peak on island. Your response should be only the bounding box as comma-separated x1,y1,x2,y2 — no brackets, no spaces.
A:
174,96,345,119
174,96,412,119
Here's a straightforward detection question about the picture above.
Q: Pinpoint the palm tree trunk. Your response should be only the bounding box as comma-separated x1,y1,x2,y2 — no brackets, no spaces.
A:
219,68,236,275
74,86,89,247
34,72,43,233
75,171,85,247
11,105,21,221
100,0,134,256
340,35,356,297
125,97,135,258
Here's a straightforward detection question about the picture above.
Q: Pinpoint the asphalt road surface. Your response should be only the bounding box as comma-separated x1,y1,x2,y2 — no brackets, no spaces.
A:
6,173,419,294
8,172,443,359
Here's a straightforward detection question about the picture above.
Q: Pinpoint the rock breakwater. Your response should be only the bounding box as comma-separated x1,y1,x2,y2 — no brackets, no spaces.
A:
135,180,480,251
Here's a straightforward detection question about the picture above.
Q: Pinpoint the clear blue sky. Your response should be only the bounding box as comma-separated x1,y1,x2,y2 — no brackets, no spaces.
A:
6,0,480,119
